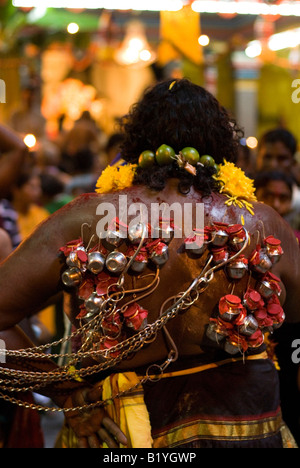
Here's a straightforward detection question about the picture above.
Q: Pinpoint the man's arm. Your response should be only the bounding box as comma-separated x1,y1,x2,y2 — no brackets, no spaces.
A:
0,124,28,198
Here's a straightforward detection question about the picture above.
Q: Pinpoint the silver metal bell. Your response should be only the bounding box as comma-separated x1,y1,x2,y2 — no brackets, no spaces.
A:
238,314,259,336
206,322,228,343
153,223,174,244
85,292,103,316
227,224,246,251
184,238,207,256
224,338,241,355
128,223,146,244
150,243,169,266
250,249,273,274
62,267,82,287
66,251,82,269
105,229,125,248
264,236,283,265
218,295,242,322
226,257,248,280
130,258,148,273
87,251,106,274
257,279,275,299
106,251,127,274
211,225,229,247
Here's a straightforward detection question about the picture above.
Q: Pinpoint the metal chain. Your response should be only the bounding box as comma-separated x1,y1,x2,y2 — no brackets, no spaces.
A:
0,229,249,412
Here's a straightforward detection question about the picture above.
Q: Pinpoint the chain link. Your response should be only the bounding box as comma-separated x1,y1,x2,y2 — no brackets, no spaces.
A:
0,228,249,412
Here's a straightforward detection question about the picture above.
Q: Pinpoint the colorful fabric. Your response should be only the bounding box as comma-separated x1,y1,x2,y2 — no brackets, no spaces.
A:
57,353,298,448
142,354,295,448
58,372,152,449
102,372,153,448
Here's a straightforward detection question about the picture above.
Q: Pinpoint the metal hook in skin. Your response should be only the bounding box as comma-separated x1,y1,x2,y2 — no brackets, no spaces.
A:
117,222,147,287
81,223,92,247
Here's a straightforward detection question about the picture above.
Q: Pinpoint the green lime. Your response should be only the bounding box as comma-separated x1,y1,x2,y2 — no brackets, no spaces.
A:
199,154,215,167
155,144,175,166
138,150,155,168
181,147,200,166
212,163,219,174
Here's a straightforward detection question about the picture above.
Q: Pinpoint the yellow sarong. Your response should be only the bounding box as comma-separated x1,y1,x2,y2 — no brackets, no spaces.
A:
57,372,153,448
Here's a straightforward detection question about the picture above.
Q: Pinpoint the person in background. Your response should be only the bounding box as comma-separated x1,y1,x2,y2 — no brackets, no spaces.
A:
0,199,21,250
254,168,300,446
236,141,255,178
256,128,300,210
64,148,98,197
104,132,124,166
0,123,28,199
254,170,300,243
40,172,73,215
11,170,50,240
11,170,56,342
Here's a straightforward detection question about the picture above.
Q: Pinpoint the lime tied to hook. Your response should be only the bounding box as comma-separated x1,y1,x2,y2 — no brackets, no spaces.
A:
180,147,200,166
155,144,175,166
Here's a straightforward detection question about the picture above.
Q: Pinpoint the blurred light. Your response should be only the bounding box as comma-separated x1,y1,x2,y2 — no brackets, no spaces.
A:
246,136,258,149
140,49,152,61
191,1,300,16
245,27,300,57
245,40,262,58
67,22,80,34
115,20,156,67
198,34,210,46
13,0,184,11
268,29,300,51
24,134,37,148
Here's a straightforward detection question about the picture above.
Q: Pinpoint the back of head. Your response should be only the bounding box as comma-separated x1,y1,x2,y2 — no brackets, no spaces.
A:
120,79,242,164
119,79,243,193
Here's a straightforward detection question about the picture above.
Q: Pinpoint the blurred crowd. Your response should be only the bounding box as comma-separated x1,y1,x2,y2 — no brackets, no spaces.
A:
1,92,300,446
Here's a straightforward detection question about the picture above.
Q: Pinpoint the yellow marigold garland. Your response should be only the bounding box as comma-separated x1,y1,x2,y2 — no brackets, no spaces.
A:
95,164,137,194
213,160,257,215
95,158,257,216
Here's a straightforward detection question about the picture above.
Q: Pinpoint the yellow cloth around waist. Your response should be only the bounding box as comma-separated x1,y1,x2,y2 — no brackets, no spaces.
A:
58,352,268,448
102,372,153,448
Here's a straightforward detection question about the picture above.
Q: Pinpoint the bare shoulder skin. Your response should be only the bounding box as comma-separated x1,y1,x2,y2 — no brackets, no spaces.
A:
0,228,12,262
0,181,299,370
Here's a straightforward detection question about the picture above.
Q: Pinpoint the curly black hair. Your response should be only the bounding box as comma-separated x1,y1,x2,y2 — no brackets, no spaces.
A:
119,78,244,194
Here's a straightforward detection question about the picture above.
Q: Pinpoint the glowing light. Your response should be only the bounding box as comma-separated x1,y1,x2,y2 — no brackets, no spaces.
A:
13,0,184,11
198,34,210,47
245,40,262,58
246,136,258,149
268,29,300,51
24,134,37,148
67,23,79,34
191,1,300,17
140,49,152,61
245,28,300,57
115,20,156,67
